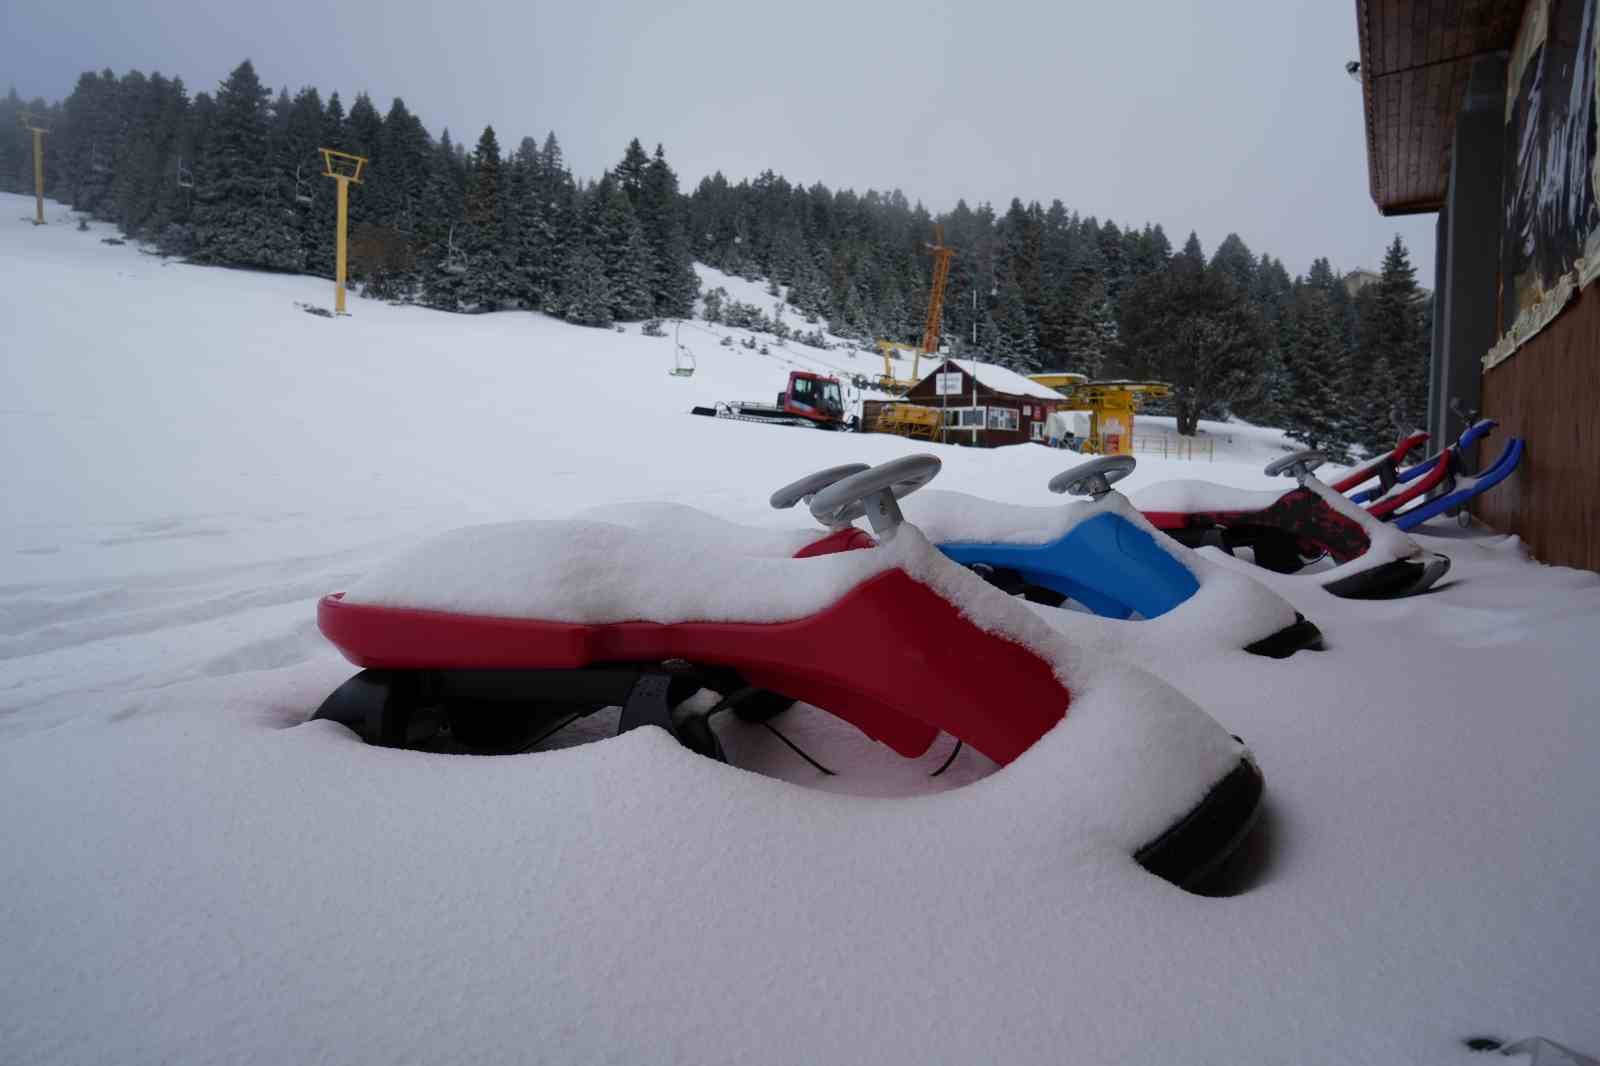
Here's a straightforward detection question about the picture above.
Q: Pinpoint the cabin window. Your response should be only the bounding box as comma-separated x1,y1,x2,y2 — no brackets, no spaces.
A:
1030,422,1045,441
942,407,986,428
987,407,1019,431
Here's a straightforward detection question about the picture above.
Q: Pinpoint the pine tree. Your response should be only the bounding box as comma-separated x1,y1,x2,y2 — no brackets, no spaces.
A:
1118,232,1267,434
1375,236,1427,436
188,60,302,271
561,239,615,327
640,145,698,316
1280,282,1350,458
456,125,507,309
601,181,653,319
615,137,649,207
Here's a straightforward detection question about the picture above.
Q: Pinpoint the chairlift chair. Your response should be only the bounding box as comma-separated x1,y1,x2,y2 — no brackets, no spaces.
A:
670,321,696,377
294,163,314,207
443,224,467,276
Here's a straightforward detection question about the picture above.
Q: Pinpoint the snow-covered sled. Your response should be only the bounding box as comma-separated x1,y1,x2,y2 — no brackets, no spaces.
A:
1347,420,1525,531
1130,451,1452,599
771,455,1323,659
313,455,1264,889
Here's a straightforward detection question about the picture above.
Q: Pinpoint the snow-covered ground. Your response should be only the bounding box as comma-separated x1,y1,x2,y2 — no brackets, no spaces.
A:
2,194,1597,1065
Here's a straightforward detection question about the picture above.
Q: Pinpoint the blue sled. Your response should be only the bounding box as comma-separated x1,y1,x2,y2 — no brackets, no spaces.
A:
938,511,1200,620
1391,437,1525,531
1352,420,1499,504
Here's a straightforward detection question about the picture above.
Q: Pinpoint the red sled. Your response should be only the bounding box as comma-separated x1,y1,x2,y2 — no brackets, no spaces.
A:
312,456,1264,890
1134,450,1450,598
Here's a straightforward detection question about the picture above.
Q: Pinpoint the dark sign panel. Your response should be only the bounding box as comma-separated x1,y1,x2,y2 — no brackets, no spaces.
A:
1501,0,1600,336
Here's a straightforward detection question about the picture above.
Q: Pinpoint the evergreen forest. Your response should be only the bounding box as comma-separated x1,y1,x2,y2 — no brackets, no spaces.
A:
3,60,1432,455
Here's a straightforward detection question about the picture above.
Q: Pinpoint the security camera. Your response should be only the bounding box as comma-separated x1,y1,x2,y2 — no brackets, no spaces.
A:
1345,60,1361,82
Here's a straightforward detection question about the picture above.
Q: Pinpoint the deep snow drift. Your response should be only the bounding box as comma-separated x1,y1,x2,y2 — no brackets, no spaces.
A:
2,194,1598,1065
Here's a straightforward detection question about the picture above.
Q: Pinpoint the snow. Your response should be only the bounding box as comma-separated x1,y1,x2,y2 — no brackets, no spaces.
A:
3,195,1600,1065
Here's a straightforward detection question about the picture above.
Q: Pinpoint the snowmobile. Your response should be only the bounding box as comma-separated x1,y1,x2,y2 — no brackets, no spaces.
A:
771,455,1323,658
1129,451,1452,599
313,454,1263,889
689,370,853,430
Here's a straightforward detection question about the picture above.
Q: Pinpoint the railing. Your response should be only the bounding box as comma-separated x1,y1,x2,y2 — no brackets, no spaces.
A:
1132,435,1214,461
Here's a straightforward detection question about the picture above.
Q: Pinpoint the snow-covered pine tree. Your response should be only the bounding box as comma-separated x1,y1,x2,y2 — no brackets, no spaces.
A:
561,239,615,327
300,91,346,277
1280,280,1350,459
600,181,653,320
640,145,698,317
615,137,648,208
1371,236,1427,440
188,60,302,271
418,128,467,311
457,125,506,310
1117,232,1267,434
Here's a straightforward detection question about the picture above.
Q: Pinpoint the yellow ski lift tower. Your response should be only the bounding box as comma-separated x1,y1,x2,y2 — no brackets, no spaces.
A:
19,112,50,226
1028,374,1172,455
319,147,368,314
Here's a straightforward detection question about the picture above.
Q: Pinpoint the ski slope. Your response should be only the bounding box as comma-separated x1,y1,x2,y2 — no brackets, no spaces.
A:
2,193,1598,1065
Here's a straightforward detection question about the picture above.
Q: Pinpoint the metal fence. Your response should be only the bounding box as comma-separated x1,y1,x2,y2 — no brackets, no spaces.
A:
1132,436,1215,461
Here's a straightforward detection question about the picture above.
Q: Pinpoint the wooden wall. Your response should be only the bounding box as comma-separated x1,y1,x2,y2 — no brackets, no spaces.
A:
1476,287,1600,570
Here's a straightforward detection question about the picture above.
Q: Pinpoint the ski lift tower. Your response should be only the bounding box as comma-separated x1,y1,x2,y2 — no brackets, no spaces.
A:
319,147,368,314
19,112,50,226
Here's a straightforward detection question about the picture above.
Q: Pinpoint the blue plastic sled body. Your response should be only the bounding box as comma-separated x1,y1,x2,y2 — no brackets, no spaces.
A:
938,511,1201,620
1391,438,1525,531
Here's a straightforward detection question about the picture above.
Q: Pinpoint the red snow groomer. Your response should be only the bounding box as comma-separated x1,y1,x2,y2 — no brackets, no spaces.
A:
691,370,852,430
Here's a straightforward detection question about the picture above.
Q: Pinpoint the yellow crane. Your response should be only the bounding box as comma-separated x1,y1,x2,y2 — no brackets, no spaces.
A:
873,224,956,394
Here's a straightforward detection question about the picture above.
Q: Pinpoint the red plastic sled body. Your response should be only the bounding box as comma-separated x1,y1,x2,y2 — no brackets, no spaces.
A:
318,566,1070,766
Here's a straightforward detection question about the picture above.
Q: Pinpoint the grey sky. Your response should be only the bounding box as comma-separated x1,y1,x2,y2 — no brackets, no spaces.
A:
3,0,1436,282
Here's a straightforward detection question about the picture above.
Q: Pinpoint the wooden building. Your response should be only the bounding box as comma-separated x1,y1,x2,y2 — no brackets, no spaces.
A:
868,359,1066,447
1355,0,1600,570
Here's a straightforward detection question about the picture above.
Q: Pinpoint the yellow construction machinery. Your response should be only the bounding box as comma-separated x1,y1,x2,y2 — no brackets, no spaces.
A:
865,402,943,440
1029,374,1172,455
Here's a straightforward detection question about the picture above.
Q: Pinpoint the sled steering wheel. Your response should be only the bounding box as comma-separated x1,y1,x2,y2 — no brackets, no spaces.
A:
770,463,871,526
1048,455,1136,500
808,455,942,540
1264,450,1325,482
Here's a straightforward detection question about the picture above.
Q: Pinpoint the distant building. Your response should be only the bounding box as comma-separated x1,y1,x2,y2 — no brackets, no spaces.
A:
1343,268,1382,296
864,359,1066,447
1353,0,1597,571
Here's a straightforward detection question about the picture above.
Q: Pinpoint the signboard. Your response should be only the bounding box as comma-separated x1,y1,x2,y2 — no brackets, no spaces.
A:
1497,0,1600,354
934,372,964,396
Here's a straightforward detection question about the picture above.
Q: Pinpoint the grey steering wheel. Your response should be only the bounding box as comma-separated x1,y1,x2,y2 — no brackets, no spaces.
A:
769,464,871,525
807,455,941,540
1264,450,1325,482
1048,454,1136,500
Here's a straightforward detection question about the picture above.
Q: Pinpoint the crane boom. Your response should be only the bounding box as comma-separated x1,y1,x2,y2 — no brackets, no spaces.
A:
919,224,954,361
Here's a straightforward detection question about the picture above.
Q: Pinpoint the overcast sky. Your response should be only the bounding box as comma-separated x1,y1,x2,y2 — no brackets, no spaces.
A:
3,0,1437,282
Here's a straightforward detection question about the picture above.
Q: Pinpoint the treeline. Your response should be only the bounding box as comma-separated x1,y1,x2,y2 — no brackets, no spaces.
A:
4,60,1429,453
685,175,1430,453
0,62,697,323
